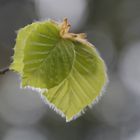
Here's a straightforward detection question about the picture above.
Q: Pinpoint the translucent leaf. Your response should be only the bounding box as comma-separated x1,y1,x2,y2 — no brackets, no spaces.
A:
11,21,75,89
43,41,107,121
10,23,38,74
10,19,108,121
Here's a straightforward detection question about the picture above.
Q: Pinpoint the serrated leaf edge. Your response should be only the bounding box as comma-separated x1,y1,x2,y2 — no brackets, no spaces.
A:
41,45,109,122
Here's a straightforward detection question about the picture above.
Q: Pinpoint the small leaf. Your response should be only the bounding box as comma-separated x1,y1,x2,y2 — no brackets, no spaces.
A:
43,41,107,121
10,23,39,74
10,19,108,121
11,21,75,89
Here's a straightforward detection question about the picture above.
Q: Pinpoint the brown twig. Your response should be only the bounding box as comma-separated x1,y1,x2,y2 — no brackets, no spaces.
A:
0,67,9,75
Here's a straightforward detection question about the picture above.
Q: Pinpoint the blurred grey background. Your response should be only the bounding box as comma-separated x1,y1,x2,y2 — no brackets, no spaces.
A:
0,0,140,140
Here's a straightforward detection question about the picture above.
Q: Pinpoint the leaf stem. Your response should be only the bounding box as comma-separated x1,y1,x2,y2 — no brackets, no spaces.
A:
0,67,9,75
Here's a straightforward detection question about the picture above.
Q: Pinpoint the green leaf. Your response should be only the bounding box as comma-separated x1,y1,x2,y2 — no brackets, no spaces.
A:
10,23,38,74
43,41,107,121
10,19,108,121
11,21,75,89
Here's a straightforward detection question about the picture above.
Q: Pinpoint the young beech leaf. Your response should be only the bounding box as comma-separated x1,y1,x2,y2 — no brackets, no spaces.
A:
10,19,108,121
11,21,75,89
43,41,107,121
10,23,38,74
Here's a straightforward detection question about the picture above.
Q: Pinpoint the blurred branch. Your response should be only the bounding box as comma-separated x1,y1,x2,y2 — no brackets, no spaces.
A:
0,67,9,75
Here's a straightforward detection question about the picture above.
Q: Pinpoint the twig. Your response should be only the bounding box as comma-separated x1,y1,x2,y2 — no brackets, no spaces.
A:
0,67,9,75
